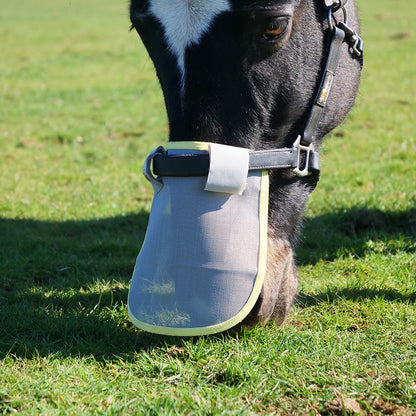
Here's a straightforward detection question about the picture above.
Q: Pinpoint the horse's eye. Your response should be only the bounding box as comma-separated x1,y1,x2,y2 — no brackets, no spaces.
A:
262,18,289,42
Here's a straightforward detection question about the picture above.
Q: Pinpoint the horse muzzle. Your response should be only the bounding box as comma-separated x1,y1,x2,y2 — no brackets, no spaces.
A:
128,142,270,336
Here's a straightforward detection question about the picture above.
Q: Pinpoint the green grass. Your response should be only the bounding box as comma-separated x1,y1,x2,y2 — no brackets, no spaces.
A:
0,0,415,414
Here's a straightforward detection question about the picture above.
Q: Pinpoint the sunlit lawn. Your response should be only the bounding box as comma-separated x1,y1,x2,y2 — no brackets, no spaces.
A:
0,0,415,414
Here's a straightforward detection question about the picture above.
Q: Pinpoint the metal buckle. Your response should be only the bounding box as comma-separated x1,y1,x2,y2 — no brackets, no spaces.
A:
338,22,364,57
292,136,314,177
328,4,363,57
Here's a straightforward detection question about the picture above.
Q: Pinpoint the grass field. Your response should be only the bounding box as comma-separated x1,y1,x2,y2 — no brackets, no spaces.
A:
0,0,415,414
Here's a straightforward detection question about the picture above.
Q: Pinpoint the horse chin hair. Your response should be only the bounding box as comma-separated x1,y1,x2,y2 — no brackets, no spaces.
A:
239,236,298,330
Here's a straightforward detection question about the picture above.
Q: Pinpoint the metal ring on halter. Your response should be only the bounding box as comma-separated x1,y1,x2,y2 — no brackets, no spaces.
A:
328,5,348,32
326,0,348,11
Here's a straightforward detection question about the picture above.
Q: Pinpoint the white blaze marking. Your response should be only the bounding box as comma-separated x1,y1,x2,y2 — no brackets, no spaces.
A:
149,0,230,95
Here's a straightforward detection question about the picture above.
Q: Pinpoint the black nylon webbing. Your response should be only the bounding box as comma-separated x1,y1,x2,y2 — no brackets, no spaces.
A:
152,148,321,177
301,26,346,146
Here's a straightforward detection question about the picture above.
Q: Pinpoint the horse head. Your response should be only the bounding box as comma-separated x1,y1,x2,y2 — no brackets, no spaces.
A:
128,0,363,334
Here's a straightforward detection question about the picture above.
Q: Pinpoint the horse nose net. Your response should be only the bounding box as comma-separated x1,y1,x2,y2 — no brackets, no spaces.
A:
128,142,269,336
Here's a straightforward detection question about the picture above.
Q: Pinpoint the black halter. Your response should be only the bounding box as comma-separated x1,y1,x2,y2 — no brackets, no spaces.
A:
152,0,363,180
302,1,363,149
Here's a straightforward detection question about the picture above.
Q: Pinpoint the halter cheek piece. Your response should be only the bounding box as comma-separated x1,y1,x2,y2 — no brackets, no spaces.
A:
152,1,363,180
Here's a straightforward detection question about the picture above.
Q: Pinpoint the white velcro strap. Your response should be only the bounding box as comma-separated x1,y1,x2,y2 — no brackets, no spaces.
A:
205,143,249,194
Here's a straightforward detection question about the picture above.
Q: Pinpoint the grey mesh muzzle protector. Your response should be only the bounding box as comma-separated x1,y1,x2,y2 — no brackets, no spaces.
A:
128,142,269,336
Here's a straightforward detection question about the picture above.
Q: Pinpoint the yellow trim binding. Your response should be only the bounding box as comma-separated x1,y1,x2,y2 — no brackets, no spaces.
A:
166,141,210,151
128,143,269,336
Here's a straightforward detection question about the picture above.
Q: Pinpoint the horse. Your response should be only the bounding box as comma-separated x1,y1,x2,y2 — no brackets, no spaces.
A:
127,0,363,335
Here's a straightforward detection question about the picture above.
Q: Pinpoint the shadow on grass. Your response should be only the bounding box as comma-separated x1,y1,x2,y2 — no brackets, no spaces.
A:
296,206,416,310
297,287,416,309
0,213,174,359
0,206,414,359
297,206,416,265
